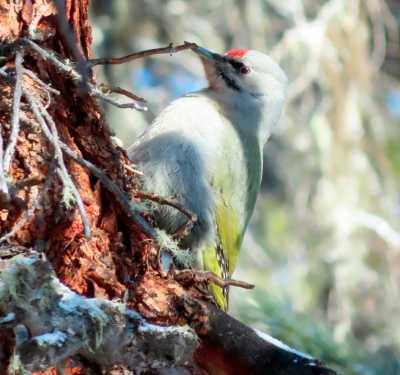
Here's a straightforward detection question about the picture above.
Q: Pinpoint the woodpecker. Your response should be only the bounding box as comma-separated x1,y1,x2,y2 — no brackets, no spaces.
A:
128,46,287,310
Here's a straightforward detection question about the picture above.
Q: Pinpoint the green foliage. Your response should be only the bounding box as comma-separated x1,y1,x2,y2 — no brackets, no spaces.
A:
234,292,361,374
234,290,400,375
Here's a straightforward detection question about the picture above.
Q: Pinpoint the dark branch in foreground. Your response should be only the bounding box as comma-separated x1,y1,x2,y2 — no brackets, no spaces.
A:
198,304,338,375
99,83,146,103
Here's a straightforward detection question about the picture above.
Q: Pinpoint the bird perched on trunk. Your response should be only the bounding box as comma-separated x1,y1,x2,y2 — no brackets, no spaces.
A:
128,46,287,310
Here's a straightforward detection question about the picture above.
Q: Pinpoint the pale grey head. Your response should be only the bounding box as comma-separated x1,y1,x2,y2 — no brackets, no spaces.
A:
193,46,288,140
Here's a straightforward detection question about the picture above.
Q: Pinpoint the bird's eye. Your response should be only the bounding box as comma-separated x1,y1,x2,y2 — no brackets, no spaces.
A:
240,65,250,75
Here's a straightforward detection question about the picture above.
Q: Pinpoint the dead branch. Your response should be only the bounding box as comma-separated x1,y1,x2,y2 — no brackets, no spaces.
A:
0,128,8,199
99,83,146,103
0,59,153,239
197,304,338,375
92,87,148,110
9,113,157,238
88,41,198,66
18,39,198,112
19,38,147,111
0,52,24,206
3,51,24,174
23,92,92,239
13,175,44,190
59,142,157,238
53,0,90,85
0,244,33,259
22,68,60,96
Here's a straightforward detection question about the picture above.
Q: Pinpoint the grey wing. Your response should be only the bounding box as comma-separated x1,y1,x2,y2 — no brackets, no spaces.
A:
128,130,215,250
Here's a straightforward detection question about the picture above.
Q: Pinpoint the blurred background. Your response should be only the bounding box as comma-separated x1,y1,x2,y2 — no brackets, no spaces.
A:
89,1,400,373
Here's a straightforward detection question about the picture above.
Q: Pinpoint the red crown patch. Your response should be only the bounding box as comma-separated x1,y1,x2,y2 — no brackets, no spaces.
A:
224,48,249,58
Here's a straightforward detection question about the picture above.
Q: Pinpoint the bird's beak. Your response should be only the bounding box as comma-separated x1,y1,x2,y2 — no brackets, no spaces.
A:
193,46,224,63
193,46,228,89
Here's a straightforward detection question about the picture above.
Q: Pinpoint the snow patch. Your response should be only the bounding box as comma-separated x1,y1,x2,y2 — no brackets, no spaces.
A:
35,330,66,347
255,329,313,360
57,286,107,321
14,256,37,267
0,312,15,324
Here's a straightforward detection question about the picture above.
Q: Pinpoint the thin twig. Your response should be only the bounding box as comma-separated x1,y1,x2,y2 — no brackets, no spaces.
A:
5,41,155,237
23,68,60,96
99,84,146,103
0,128,8,198
16,92,152,236
134,191,197,240
55,167,91,237
174,269,255,290
24,91,91,239
23,89,154,237
21,38,147,111
37,98,92,239
23,68,60,109
59,143,157,238
21,38,81,81
13,176,44,191
53,0,90,86
3,51,24,172
88,41,198,67
91,86,148,111
0,65,43,204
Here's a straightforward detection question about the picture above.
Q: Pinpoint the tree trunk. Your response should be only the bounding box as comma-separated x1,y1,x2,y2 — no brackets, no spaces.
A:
0,1,338,374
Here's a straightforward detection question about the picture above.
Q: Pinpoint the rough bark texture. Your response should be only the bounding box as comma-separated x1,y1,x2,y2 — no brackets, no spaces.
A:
0,0,207,322
0,1,338,374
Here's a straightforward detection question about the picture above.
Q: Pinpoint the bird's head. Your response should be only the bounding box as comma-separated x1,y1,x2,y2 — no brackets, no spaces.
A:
193,46,287,139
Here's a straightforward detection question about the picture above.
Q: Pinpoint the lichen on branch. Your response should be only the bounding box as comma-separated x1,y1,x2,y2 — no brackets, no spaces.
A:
0,253,198,373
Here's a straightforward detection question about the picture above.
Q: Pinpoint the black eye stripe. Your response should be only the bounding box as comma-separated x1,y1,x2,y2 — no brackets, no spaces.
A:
216,67,241,91
229,59,246,71
230,60,245,71
220,56,246,71
225,58,250,75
